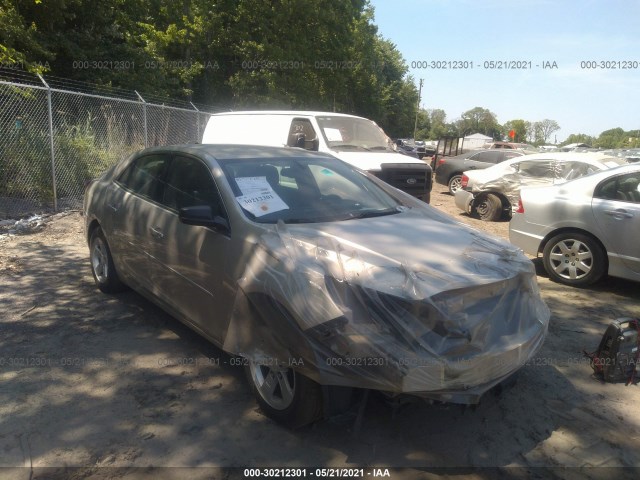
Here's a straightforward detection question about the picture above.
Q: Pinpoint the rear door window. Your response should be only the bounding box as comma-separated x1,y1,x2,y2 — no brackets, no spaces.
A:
516,160,555,178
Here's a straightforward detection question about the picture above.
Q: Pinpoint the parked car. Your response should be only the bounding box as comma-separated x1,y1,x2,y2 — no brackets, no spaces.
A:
454,152,628,221
84,144,549,427
394,139,429,159
483,142,538,153
509,163,640,286
434,149,527,194
202,111,432,203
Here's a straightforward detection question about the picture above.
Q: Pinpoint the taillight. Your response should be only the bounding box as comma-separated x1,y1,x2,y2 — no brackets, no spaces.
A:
461,174,469,188
515,198,524,214
437,158,446,166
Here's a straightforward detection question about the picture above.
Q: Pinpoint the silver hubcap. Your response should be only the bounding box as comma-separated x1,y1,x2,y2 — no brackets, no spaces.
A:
449,176,462,193
91,238,109,284
549,239,593,280
249,361,295,410
476,200,490,216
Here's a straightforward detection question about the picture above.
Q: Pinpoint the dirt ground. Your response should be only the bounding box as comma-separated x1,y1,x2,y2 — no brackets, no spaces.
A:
0,186,639,480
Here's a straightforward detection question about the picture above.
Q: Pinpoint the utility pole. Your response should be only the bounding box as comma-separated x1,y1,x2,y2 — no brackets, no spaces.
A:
413,78,424,140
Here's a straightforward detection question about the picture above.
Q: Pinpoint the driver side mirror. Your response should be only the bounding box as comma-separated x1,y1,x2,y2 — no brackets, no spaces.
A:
305,137,320,151
179,205,230,234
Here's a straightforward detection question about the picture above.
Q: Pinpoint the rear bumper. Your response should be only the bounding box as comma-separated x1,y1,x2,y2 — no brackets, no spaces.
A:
454,189,475,214
509,215,545,256
434,168,449,186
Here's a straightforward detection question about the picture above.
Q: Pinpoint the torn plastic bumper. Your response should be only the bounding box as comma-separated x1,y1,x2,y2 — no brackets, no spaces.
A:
223,212,550,404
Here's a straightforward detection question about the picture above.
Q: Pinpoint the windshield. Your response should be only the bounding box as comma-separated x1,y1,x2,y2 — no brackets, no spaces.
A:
316,116,393,152
219,156,402,224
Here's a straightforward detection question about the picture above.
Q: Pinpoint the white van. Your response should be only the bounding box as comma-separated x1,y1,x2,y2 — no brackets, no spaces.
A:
201,111,432,202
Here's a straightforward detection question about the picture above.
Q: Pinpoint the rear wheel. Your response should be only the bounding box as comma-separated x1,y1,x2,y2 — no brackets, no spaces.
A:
542,232,606,286
246,360,322,429
89,227,126,293
447,174,463,195
474,194,502,221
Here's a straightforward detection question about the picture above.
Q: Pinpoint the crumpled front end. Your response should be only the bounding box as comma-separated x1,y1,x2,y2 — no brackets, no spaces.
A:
223,218,550,404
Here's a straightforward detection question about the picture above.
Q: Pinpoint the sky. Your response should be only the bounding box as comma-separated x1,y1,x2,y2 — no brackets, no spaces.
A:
368,0,640,142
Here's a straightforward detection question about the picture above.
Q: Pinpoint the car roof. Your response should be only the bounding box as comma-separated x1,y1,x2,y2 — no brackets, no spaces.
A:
454,149,523,159
564,162,640,184
521,163,640,195
131,143,337,162
209,110,371,120
497,151,622,167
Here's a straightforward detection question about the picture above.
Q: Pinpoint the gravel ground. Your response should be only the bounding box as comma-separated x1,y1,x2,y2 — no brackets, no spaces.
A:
0,186,638,480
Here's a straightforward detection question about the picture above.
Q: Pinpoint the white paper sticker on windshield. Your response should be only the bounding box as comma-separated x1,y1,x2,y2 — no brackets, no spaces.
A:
324,128,343,142
236,191,289,217
235,176,289,217
236,176,272,195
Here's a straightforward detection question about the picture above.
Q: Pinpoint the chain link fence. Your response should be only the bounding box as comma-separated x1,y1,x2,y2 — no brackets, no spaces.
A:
0,70,220,219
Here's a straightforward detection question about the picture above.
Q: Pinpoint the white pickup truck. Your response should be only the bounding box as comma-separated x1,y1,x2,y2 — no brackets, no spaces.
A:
201,111,432,202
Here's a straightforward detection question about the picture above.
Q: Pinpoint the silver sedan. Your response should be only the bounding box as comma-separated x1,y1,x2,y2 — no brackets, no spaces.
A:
510,163,640,286
85,144,549,427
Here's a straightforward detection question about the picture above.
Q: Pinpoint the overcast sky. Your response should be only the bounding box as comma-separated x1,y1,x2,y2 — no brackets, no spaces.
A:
369,0,640,142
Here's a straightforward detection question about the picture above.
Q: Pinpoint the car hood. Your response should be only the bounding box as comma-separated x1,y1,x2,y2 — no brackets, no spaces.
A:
284,209,523,293
331,151,426,171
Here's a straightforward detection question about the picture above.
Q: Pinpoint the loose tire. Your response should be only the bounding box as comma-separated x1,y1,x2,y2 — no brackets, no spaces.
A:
89,227,126,293
474,193,502,221
246,360,322,429
542,232,606,286
447,174,463,195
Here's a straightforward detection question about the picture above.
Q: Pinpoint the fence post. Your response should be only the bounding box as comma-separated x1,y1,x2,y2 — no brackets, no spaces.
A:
38,74,58,212
190,102,201,143
135,90,148,147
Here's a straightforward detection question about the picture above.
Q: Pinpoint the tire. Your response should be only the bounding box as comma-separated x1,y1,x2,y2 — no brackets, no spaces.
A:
246,360,323,429
89,227,127,293
474,193,502,221
447,174,463,195
542,232,606,286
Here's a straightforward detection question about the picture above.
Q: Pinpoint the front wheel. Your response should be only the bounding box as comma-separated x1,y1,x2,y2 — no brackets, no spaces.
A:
89,227,126,293
542,232,606,286
246,360,322,429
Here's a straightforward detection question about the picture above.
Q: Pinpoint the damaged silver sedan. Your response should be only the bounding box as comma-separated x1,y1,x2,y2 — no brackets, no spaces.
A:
84,144,549,427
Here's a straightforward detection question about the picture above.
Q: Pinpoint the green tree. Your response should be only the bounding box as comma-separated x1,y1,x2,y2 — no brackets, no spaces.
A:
537,119,560,144
595,128,626,148
427,109,447,139
0,0,53,72
561,133,595,146
503,119,527,143
414,109,431,140
457,106,500,138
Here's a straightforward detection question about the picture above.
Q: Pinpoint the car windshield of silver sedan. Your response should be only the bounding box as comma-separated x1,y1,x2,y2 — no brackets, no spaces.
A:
219,157,403,224
316,116,394,152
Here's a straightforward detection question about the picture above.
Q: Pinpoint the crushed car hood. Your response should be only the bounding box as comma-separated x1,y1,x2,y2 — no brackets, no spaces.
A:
281,208,524,296
223,205,550,403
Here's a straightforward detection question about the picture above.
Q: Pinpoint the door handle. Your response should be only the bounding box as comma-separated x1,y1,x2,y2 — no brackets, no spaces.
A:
150,227,165,239
604,209,633,219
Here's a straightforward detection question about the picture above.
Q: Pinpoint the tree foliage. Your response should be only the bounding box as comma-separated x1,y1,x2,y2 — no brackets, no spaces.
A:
561,128,640,148
454,107,500,139
502,119,527,143
1,0,420,137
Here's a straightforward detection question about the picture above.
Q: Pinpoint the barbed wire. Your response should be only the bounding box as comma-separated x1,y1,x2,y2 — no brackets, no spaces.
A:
0,68,225,113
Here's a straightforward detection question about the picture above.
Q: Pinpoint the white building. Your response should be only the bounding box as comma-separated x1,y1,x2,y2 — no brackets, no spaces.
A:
464,133,494,150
